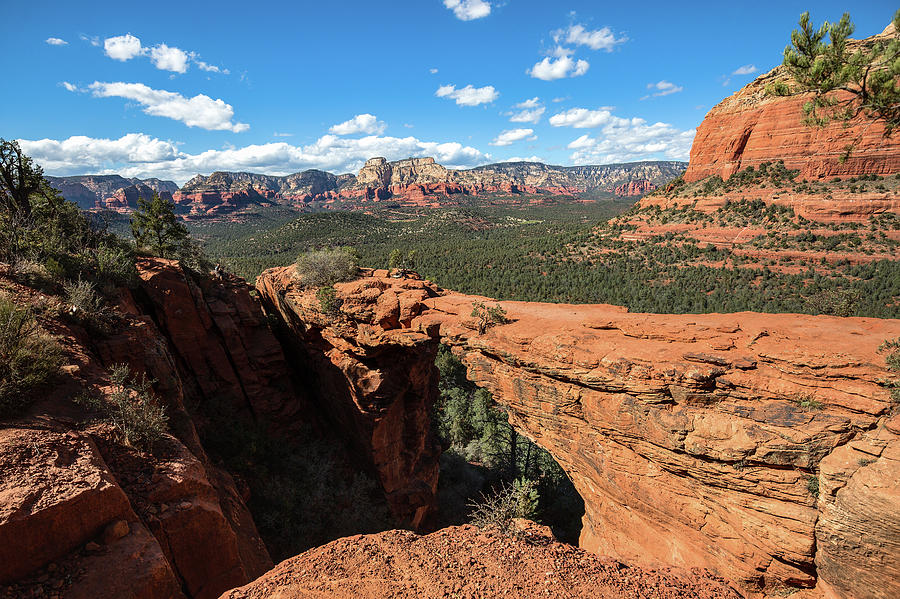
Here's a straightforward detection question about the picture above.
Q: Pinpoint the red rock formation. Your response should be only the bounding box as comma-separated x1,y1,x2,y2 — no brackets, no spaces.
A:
0,259,322,598
220,525,741,599
684,27,900,184
615,179,657,196
255,268,441,529
255,269,900,598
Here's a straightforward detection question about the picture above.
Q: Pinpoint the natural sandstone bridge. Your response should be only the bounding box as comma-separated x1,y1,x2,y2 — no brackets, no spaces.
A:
256,267,900,598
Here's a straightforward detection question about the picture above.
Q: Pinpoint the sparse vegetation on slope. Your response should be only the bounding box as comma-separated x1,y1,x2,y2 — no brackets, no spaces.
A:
0,295,61,417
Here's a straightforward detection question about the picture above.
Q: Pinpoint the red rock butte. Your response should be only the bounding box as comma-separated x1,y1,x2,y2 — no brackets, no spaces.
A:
256,267,900,599
685,25,900,184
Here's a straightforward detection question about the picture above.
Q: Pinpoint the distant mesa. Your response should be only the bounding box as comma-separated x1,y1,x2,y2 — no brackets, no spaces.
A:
167,158,686,219
45,175,178,211
46,158,686,221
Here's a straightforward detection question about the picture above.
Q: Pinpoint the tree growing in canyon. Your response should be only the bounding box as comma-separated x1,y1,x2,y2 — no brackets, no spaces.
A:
772,9,900,135
131,192,190,259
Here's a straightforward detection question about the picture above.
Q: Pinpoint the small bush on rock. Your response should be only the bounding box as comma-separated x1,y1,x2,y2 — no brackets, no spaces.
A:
0,296,62,417
468,478,540,537
295,247,359,287
63,279,112,334
77,364,168,453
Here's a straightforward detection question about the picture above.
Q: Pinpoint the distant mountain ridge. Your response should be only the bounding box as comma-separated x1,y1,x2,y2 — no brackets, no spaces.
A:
46,175,179,210
179,157,685,195
47,158,686,220
172,157,686,218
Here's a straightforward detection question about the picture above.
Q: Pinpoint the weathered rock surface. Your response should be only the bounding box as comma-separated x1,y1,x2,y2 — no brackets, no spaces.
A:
684,26,900,184
0,259,301,598
220,525,742,599
255,267,441,529
614,179,657,196
256,268,900,597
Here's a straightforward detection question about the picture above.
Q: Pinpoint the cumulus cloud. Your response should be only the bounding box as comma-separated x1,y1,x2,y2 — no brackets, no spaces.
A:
641,80,683,99
84,82,249,132
45,37,68,46
436,83,499,106
528,52,589,81
490,128,535,146
502,155,545,163
104,34,144,61
99,34,228,75
732,64,757,75
60,81,78,92
18,132,491,185
443,0,491,21
507,97,546,124
549,107,616,128
329,114,387,135
548,107,694,163
552,24,626,52
149,44,189,73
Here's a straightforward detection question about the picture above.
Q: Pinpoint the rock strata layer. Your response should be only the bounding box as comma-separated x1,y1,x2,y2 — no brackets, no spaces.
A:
256,268,900,598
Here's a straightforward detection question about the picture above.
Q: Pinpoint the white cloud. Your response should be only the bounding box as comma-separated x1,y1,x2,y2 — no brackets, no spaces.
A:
18,132,491,185
507,97,545,124
85,82,249,132
528,51,589,81
732,64,757,75
641,80,683,99
329,114,387,135
430,68,439,74
552,108,694,164
45,37,68,46
100,34,228,75
104,34,144,61
194,59,229,74
80,34,100,47
273,132,293,137
491,128,535,146
436,83,499,106
443,0,491,21
549,107,615,128
60,81,78,92
149,44,189,73
553,24,627,52
503,155,545,163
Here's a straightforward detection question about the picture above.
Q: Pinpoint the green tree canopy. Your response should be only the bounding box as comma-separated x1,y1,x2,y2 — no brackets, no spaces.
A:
130,193,189,258
772,10,900,135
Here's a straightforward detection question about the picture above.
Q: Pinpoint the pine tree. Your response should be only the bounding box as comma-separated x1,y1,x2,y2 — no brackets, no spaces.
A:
770,10,900,135
130,193,189,258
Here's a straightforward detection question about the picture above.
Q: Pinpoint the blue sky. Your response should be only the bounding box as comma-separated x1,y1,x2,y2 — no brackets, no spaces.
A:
2,0,895,184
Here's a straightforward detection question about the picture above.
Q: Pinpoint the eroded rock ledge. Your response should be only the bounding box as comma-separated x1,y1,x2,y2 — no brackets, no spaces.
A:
256,266,900,598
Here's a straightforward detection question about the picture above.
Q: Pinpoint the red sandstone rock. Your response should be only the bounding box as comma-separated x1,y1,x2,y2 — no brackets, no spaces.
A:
615,179,657,196
685,27,900,184
255,268,900,598
0,260,283,598
219,525,742,599
255,268,442,529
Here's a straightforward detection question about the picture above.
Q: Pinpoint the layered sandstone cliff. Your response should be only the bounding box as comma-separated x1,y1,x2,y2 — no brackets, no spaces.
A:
684,24,900,183
0,259,316,598
255,268,900,598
